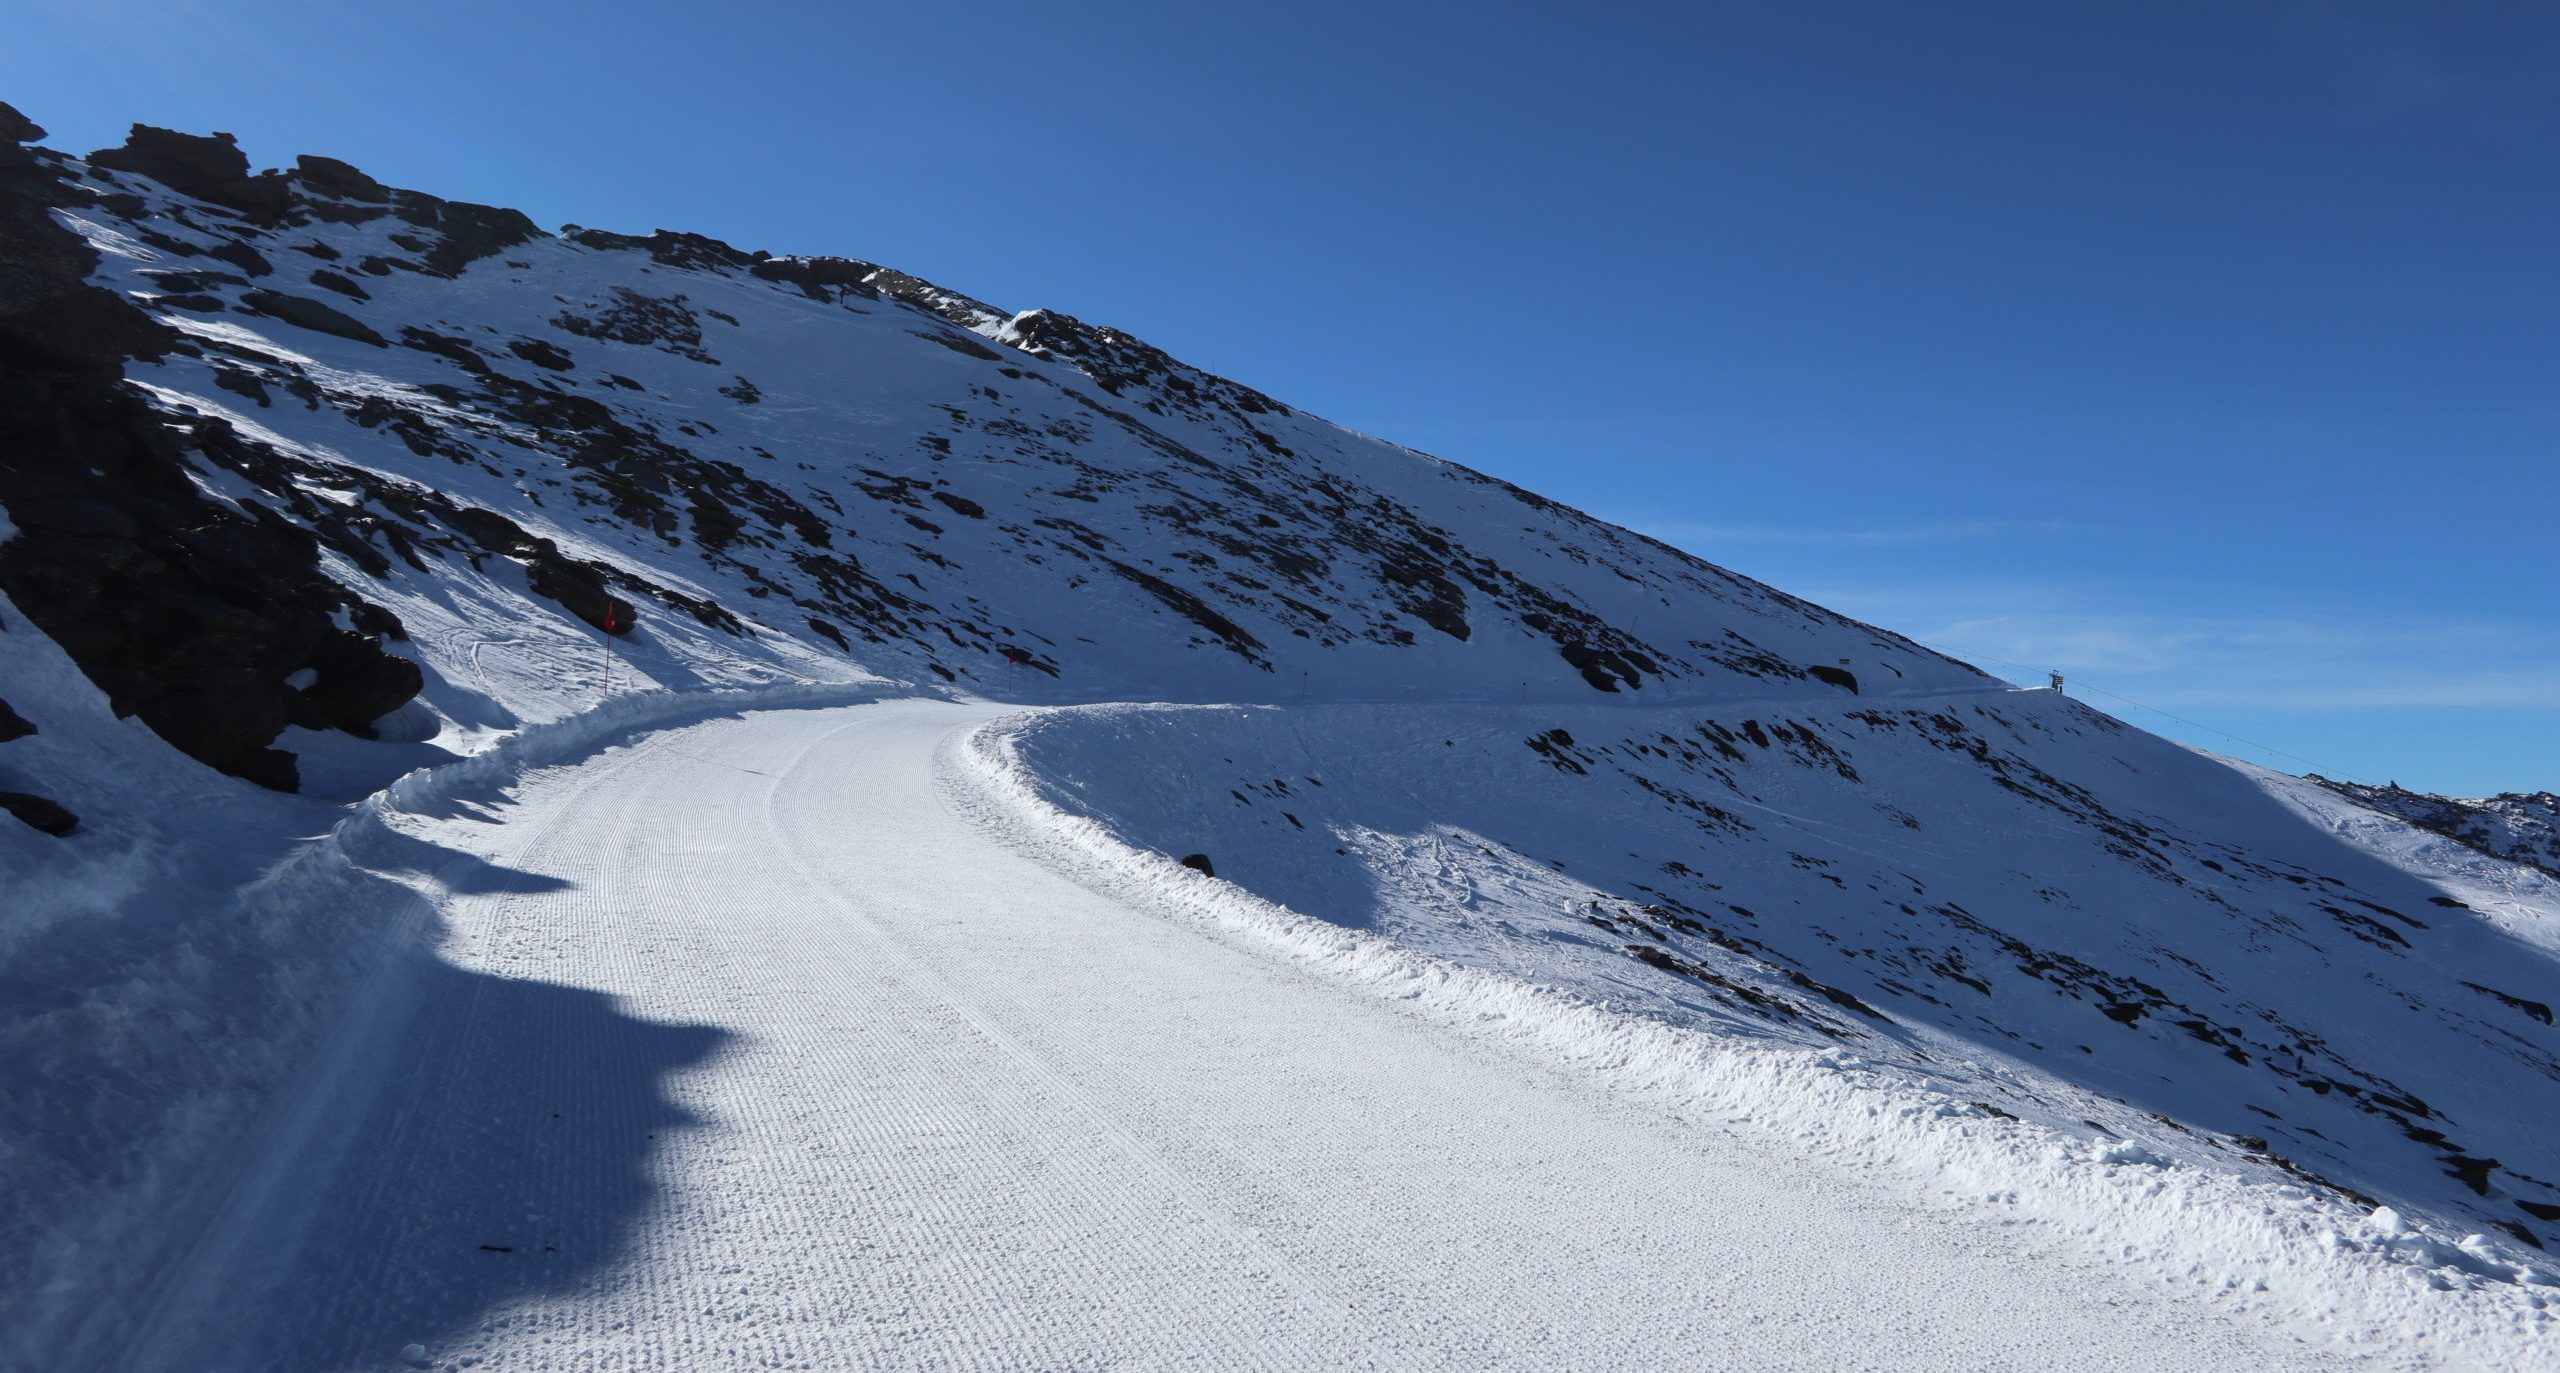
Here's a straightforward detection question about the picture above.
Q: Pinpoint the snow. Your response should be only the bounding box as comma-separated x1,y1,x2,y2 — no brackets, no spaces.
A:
107,700,2430,1370
8,138,2559,1368
958,699,2560,1360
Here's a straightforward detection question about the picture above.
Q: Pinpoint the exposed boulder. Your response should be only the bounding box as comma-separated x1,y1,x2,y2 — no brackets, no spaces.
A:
241,289,387,347
0,696,32,742
0,790,77,836
508,338,573,371
1809,665,1860,694
0,101,43,145
88,125,291,224
288,153,391,204
1179,852,1216,877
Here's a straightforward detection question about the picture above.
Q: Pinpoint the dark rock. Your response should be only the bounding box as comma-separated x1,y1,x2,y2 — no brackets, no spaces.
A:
1179,853,1216,877
1103,558,1266,666
402,197,541,277
141,269,250,294
552,287,713,360
2445,1155,2501,1196
748,255,882,303
306,268,369,301
1809,665,1860,694
524,560,636,638
565,226,758,272
0,101,44,145
508,338,574,371
203,240,272,277
88,125,290,224
0,791,77,836
289,153,391,204
1559,642,1644,692
0,696,33,742
0,151,419,791
2464,982,2556,1026
398,326,492,374
241,289,386,347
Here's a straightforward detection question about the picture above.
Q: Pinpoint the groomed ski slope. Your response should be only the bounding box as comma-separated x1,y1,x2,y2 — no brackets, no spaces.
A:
123,698,2359,1372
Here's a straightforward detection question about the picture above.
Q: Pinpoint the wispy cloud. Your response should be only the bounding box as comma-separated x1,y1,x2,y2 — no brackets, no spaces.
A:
1790,583,2560,716
1628,517,2069,548
1911,612,2560,711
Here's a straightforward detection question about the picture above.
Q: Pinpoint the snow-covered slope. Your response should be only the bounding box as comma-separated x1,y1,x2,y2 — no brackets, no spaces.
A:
5,117,1975,806
982,694,2560,1256
6,110,2559,1367
2314,778,2560,879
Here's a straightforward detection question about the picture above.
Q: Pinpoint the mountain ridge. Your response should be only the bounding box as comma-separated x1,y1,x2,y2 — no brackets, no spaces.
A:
0,109,1982,799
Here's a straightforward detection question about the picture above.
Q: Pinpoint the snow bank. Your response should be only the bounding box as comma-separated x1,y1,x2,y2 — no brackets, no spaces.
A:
953,705,2560,1365
4,672,916,1369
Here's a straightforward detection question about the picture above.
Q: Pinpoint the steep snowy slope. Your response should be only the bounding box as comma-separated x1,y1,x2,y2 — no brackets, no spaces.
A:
2314,778,2560,879
981,693,2560,1259
6,108,2560,1366
5,115,1977,807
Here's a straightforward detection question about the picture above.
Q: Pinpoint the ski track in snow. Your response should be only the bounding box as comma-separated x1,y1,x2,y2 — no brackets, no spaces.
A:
117,699,2405,1372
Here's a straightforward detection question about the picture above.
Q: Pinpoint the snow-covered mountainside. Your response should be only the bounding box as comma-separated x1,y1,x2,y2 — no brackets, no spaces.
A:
6,109,2560,1365
2315,778,2560,879
2,114,1973,805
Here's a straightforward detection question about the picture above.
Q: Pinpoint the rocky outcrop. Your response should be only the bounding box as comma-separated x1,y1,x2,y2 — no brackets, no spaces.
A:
2317,778,2560,879
88,125,290,224
0,104,421,792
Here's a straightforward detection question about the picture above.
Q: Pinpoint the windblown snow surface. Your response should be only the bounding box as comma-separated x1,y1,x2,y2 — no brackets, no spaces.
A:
4,125,2558,1368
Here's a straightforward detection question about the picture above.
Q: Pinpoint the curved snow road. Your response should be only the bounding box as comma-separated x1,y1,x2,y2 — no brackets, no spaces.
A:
131,699,2325,1371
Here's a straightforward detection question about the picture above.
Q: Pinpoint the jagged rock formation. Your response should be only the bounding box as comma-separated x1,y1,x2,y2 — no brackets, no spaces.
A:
0,110,420,791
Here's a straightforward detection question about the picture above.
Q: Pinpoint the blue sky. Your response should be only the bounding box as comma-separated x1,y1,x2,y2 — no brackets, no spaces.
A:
7,2,2553,793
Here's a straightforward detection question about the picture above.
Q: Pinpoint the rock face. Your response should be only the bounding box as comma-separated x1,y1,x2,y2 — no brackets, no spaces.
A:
88,125,290,224
0,110,421,792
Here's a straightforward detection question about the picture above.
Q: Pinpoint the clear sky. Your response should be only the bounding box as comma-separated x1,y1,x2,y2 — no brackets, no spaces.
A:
7,2,2553,793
